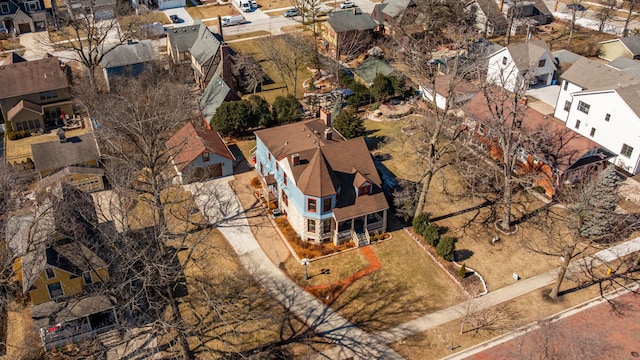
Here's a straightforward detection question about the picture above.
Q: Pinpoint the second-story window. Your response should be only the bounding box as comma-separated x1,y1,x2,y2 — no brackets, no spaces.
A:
0,4,9,13
605,113,611,122
307,219,316,233
39,90,57,100
563,81,568,91
202,152,210,162
323,198,331,212
621,144,634,158
276,162,279,171
45,268,55,279
538,59,546,67
502,56,508,65
563,101,571,111
575,119,581,129
83,272,93,285
577,101,590,114
308,198,316,212
590,127,596,137
283,173,287,186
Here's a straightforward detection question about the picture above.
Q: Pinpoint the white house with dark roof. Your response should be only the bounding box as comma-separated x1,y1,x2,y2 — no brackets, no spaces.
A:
254,119,389,246
554,56,640,174
486,40,556,93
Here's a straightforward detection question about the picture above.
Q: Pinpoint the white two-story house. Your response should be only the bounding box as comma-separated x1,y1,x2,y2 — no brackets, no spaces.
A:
554,57,640,174
487,40,556,93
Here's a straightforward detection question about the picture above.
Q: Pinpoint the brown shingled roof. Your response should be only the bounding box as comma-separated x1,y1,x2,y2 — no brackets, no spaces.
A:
0,57,69,99
295,147,340,198
254,119,346,160
166,122,235,171
8,99,43,120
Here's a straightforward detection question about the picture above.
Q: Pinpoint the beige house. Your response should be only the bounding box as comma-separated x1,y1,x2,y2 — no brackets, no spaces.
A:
0,56,73,132
599,35,640,61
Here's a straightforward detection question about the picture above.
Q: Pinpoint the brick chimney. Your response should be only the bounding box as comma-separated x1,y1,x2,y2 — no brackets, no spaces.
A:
291,153,300,166
320,108,331,126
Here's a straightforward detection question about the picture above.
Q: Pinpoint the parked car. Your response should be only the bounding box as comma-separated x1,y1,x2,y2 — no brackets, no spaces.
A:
169,15,183,23
284,8,299,17
566,3,585,11
340,0,356,8
251,0,258,7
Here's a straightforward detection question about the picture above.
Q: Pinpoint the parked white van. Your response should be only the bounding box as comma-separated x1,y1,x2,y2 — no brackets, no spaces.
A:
237,0,251,12
221,15,244,26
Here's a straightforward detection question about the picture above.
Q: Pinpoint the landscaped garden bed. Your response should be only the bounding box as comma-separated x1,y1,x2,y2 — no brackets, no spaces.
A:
274,217,354,259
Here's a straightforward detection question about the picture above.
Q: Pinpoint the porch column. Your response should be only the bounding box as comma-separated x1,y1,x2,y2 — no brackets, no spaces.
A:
382,209,387,231
350,218,354,231
364,214,368,229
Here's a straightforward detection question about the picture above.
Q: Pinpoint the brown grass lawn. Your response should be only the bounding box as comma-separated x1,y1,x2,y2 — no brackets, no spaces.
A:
259,0,294,10
230,35,313,101
224,31,271,41
186,4,239,20
4,126,93,164
390,277,608,360
127,186,204,233
170,228,317,357
119,11,171,32
364,117,568,291
365,117,423,182
283,232,468,332
1,304,40,360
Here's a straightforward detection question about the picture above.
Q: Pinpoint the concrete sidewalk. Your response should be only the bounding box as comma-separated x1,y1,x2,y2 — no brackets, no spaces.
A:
185,177,405,360
317,236,640,359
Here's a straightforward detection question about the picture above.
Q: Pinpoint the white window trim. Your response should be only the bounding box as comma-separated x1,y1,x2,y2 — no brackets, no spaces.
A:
47,282,65,299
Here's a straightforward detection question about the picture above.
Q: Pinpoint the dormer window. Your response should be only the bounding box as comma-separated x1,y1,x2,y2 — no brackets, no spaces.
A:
538,59,546,67
202,152,210,162
0,4,9,13
502,56,508,65
82,271,93,285
358,184,371,196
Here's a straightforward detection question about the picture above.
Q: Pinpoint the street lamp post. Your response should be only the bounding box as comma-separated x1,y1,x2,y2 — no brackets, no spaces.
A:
301,258,310,280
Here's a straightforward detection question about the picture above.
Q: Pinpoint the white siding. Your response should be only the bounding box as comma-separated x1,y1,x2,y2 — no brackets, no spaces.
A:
567,91,640,174
553,80,585,122
158,0,185,9
487,49,519,93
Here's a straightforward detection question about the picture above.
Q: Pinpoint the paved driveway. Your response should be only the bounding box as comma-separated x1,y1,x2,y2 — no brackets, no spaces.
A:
526,84,560,107
163,7,195,25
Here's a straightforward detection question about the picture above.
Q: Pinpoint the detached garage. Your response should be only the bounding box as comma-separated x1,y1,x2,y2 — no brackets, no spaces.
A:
166,121,236,184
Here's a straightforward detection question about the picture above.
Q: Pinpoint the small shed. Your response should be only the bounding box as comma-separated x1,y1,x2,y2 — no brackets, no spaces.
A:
353,57,394,87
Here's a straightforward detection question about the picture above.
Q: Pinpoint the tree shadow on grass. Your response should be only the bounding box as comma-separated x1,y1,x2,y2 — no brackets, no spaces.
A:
455,249,474,262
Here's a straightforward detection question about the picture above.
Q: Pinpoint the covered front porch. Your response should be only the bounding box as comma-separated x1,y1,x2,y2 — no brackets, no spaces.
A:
32,295,119,351
333,209,387,247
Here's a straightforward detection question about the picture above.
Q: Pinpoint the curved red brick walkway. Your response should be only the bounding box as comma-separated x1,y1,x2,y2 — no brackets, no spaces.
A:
304,246,383,301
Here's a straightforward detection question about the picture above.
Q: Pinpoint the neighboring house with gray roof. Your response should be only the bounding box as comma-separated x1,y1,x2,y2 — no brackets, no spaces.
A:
371,0,422,35
31,131,101,178
353,56,394,87
199,73,241,122
322,9,379,60
190,24,223,89
599,35,640,61
0,0,35,34
486,40,556,93
100,40,157,91
469,0,508,36
553,56,640,174
166,20,203,66
65,0,117,20
254,119,389,246
607,56,640,77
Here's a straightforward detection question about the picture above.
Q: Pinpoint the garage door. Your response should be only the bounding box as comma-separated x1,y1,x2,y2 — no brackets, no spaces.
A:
18,23,31,33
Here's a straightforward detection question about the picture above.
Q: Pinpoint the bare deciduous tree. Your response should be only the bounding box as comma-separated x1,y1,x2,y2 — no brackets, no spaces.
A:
48,5,137,89
526,166,624,300
596,0,618,32
623,0,640,36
